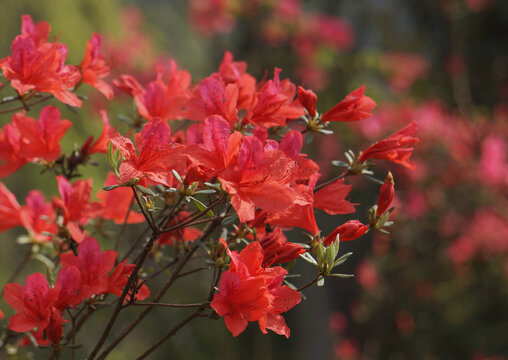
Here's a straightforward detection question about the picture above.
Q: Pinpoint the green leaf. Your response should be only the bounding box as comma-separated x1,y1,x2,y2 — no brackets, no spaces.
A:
364,174,384,185
331,160,349,168
172,170,183,184
299,252,318,266
195,189,216,195
333,252,353,267
136,185,156,197
190,197,214,217
329,273,354,278
32,253,55,270
102,184,121,191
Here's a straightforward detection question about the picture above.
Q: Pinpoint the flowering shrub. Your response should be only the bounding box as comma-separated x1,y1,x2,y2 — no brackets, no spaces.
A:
0,14,416,359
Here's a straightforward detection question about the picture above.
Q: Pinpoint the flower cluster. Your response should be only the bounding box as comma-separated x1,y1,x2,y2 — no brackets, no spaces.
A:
4,238,148,345
0,13,417,358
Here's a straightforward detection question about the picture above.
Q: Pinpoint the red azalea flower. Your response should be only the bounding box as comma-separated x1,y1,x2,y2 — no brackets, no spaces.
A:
3,273,60,337
96,172,145,224
114,61,191,121
53,176,103,242
323,220,369,246
376,172,394,216
186,74,239,126
245,68,304,127
297,85,317,118
314,178,357,215
80,33,113,99
218,135,296,222
184,115,243,180
257,227,305,267
20,190,57,242
211,240,301,337
20,15,51,48
321,85,376,123
359,121,419,169
0,123,28,177
60,237,117,299
53,266,83,310
110,118,182,186
0,182,22,232
11,106,72,162
264,131,321,234
81,110,115,155
218,51,256,109
107,260,150,302
0,34,81,107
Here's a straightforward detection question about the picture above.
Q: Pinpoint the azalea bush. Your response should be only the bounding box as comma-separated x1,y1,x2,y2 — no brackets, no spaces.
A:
0,14,418,359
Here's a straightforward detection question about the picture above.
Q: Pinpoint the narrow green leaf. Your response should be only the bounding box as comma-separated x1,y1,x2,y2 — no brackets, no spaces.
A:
136,185,156,197
190,197,214,217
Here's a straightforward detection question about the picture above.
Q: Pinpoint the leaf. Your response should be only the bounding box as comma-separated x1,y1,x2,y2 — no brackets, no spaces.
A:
331,160,349,168
172,170,183,184
329,273,354,278
102,184,121,191
195,189,216,195
317,276,325,286
299,252,318,266
364,174,384,185
32,253,55,270
136,185,156,197
333,252,353,267
190,197,214,217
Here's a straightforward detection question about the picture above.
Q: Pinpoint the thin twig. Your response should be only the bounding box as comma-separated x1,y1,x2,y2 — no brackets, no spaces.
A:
314,172,348,192
0,94,53,114
131,302,209,308
131,187,157,232
297,273,322,292
114,196,135,254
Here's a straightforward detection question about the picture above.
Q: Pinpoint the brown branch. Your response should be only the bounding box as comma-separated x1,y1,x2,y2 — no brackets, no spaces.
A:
297,273,322,292
114,196,135,254
131,302,209,308
313,172,348,192
0,94,53,114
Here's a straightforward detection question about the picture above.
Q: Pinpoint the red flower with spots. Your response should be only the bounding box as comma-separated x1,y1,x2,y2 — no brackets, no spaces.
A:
211,240,301,337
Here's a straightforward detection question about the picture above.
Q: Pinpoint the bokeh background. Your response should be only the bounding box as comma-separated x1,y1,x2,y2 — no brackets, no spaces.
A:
0,0,507,359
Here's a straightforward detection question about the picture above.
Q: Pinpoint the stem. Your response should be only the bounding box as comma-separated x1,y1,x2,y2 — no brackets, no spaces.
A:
114,196,135,254
135,310,203,359
0,94,53,114
297,273,322,292
131,187,157,232
314,172,348,192
131,302,209,308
